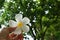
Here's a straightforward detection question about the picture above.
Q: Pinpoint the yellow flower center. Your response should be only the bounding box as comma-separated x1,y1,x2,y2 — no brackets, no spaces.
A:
17,22,23,28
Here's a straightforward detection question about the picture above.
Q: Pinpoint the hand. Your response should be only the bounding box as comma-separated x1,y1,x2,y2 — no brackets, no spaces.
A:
0,27,23,40
0,27,16,40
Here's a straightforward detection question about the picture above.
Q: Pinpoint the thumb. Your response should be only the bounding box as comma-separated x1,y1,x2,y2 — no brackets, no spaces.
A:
7,27,16,33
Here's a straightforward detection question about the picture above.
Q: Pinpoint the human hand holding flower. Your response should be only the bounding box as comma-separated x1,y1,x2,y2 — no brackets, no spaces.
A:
0,14,30,40
8,14,30,40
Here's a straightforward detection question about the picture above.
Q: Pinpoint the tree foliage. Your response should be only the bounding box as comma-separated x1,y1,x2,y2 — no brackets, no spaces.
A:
0,0,60,40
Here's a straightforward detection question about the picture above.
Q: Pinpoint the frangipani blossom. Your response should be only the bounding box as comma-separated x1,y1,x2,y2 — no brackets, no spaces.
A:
9,14,30,35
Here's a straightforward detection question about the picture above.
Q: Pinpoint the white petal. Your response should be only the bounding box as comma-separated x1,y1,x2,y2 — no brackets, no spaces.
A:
13,28,21,34
9,20,17,27
22,25,30,33
23,17,30,24
15,14,23,22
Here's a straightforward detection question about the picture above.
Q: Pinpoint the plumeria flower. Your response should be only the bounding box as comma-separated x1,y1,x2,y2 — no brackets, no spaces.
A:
9,14,30,35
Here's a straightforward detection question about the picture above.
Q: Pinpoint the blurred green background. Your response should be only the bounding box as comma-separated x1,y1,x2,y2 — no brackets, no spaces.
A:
0,0,60,40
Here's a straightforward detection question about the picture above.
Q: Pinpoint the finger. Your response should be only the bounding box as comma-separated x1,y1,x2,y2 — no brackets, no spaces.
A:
12,35,18,40
13,34,23,40
7,27,16,33
9,33,23,40
17,34,23,40
9,33,16,38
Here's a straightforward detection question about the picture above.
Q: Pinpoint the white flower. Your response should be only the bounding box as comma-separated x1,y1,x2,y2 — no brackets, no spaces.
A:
9,14,30,34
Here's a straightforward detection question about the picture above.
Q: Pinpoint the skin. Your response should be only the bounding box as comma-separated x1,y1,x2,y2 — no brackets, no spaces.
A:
0,27,23,40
